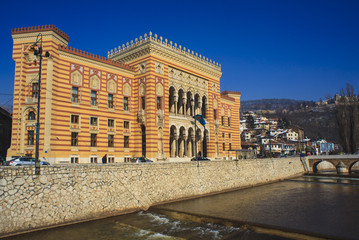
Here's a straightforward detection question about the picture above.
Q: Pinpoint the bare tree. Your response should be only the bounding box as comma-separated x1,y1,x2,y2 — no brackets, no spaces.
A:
335,83,359,153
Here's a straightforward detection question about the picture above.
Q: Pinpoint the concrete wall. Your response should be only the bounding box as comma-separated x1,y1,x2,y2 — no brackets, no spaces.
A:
0,157,305,236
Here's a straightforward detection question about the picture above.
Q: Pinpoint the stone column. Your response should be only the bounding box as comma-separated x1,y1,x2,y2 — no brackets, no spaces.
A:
198,100,202,116
179,137,183,157
178,98,182,115
174,95,178,114
183,134,187,157
175,136,179,157
200,136,204,156
170,138,175,157
191,100,194,116
183,97,187,116
191,134,195,157
187,99,191,116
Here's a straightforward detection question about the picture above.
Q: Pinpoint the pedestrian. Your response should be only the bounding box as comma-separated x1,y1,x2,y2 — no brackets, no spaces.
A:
102,154,107,164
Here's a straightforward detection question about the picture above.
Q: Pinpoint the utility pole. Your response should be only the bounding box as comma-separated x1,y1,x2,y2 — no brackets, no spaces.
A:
29,33,50,175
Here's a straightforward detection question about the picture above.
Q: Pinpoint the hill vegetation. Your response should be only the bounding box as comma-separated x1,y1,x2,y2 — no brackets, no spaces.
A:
241,99,338,143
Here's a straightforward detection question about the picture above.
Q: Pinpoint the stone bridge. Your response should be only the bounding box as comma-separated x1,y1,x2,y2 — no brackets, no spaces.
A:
307,155,359,174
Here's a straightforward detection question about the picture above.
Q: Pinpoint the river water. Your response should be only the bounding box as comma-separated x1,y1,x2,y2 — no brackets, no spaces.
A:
4,174,359,240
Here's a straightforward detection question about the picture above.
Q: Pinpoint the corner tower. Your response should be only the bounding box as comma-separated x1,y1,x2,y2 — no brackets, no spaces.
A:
8,25,69,159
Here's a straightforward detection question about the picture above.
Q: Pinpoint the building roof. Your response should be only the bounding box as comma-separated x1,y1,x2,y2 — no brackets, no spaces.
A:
108,32,222,78
12,25,69,42
58,45,135,72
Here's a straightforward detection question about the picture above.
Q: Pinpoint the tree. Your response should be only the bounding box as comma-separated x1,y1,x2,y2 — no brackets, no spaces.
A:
278,117,290,129
246,115,255,130
335,83,359,153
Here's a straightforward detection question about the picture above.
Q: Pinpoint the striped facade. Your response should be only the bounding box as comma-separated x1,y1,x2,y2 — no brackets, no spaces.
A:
8,25,241,163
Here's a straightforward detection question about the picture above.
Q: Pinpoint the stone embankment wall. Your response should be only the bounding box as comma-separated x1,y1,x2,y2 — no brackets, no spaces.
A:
0,157,306,236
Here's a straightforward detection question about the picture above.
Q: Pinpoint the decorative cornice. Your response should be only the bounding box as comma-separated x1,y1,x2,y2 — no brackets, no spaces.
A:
222,91,241,96
108,32,222,79
58,45,135,72
12,25,69,42
221,95,236,102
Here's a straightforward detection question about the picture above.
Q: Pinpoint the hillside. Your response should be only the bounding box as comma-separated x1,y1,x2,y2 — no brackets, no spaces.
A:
241,99,316,112
241,99,339,143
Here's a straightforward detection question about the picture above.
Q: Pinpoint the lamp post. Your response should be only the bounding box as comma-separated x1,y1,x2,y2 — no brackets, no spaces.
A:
193,114,206,161
29,33,50,175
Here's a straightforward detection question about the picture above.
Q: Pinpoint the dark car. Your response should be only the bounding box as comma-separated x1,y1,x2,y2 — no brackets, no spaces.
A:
131,157,153,163
6,157,50,166
191,157,210,161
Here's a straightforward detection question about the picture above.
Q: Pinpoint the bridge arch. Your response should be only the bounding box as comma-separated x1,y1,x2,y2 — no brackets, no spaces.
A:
312,160,336,173
349,160,359,173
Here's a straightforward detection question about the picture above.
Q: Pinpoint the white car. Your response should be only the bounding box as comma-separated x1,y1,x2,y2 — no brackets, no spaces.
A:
6,157,50,166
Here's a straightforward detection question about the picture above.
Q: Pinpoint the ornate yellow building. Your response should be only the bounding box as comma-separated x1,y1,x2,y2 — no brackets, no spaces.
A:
8,25,241,163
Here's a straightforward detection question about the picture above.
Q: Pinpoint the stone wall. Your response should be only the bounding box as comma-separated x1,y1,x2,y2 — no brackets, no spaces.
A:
0,157,306,236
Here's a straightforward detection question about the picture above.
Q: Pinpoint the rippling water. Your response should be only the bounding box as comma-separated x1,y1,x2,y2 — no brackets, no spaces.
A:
5,174,359,240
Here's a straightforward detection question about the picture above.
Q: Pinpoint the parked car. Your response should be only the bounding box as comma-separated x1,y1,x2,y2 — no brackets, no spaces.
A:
6,157,50,166
191,157,210,161
131,157,153,163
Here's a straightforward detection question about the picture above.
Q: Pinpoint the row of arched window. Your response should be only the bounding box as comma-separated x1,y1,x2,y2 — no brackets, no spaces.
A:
169,87,208,118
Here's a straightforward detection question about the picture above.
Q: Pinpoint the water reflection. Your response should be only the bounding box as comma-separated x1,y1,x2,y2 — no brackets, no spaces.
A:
157,177,359,240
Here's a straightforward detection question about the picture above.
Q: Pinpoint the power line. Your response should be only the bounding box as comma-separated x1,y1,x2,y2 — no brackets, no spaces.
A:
0,98,13,110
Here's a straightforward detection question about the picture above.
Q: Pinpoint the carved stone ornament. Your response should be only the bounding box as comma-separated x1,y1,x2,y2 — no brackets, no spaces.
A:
25,52,36,63
71,64,83,73
26,74,38,84
212,83,217,92
139,62,146,74
90,69,101,78
155,62,164,75
228,108,231,117
157,110,164,127
71,71,83,86
107,73,118,81
169,68,174,78
123,83,131,96
213,99,218,109
221,107,225,116
139,83,146,96
214,119,220,133
107,80,117,93
137,109,146,125
156,83,164,97
90,75,100,90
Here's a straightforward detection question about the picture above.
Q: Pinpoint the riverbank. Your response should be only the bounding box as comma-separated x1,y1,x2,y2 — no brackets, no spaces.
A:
0,157,306,237
5,174,359,240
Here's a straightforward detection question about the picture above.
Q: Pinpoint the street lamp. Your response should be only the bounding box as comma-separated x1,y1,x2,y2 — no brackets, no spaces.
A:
29,33,50,175
193,114,206,161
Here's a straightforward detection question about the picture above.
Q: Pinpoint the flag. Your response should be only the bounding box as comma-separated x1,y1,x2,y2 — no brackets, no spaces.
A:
193,114,206,127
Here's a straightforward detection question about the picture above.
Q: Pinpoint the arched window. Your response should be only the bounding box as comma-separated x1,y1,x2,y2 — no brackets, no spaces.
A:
28,111,36,120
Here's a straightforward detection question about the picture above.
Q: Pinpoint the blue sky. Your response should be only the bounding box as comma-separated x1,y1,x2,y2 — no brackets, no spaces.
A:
1,0,358,111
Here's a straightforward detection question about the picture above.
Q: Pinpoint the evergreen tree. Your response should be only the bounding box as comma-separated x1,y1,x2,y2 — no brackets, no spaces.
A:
246,115,255,129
